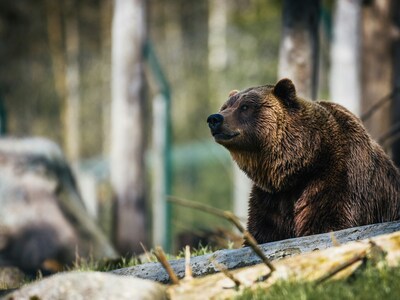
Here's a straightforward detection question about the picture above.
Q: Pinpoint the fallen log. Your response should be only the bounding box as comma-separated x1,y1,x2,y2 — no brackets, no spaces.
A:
168,229,400,299
7,230,400,299
112,220,400,282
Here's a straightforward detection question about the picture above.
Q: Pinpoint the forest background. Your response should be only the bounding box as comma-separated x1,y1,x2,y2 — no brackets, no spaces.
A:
0,0,399,255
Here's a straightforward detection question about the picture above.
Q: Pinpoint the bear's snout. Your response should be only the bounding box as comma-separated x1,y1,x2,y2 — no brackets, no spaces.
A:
207,113,224,131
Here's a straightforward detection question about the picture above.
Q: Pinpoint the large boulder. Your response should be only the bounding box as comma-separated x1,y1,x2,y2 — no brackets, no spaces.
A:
0,137,117,274
5,271,166,300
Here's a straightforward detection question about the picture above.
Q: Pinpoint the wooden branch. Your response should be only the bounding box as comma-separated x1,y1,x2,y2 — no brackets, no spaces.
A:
361,87,400,122
111,221,400,283
168,197,275,272
153,247,179,285
316,251,367,284
184,246,192,280
211,259,242,289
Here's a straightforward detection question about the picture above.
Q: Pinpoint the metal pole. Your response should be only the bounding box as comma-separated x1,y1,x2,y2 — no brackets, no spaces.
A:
145,41,172,251
152,94,168,248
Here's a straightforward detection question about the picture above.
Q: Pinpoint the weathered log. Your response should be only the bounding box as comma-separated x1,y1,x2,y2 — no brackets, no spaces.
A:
112,220,400,283
168,229,400,299
6,223,400,299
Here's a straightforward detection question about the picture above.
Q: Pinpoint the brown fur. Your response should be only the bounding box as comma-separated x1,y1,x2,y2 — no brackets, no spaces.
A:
207,78,400,244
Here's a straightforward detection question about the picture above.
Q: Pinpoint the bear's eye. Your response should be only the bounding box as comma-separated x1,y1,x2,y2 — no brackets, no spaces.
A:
240,104,249,111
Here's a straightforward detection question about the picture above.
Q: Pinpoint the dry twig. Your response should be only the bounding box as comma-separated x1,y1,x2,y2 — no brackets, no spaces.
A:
361,87,400,122
168,196,275,274
330,232,341,247
140,242,153,262
154,246,180,285
211,258,242,289
316,251,367,284
184,245,193,280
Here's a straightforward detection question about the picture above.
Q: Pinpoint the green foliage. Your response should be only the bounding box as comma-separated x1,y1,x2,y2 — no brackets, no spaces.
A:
237,263,400,300
171,142,233,252
228,0,281,87
1,0,283,252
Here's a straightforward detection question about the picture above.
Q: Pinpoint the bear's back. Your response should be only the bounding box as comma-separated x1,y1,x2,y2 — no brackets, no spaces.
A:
317,100,400,223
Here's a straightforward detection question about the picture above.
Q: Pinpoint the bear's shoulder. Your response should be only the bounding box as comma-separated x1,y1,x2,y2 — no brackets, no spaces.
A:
316,100,364,128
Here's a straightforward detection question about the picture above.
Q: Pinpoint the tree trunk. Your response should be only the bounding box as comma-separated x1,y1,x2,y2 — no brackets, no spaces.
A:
45,0,66,106
207,0,251,222
111,0,148,255
278,0,320,100
361,0,393,145
208,0,228,73
64,0,81,164
100,0,112,157
330,0,361,116
391,0,400,166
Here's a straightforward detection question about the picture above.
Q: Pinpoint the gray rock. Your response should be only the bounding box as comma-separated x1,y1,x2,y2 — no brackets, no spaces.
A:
5,271,166,300
0,137,117,273
0,267,25,289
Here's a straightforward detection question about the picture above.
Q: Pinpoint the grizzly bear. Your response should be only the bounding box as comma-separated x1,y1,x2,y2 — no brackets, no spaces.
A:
207,78,400,244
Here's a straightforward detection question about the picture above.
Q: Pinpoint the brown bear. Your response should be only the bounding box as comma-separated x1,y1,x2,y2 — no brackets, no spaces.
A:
207,78,400,244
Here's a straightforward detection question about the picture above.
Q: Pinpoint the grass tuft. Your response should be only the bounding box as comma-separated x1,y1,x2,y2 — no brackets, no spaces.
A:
69,243,216,272
236,262,400,300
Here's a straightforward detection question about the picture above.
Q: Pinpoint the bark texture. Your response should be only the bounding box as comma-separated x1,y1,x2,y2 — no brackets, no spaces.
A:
278,0,320,99
112,221,400,283
111,0,148,254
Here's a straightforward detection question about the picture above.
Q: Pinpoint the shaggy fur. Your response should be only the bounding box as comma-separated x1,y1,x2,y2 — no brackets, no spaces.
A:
207,78,400,244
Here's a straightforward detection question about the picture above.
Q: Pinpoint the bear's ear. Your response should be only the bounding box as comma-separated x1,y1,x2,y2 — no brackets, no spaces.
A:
228,89,239,97
273,78,298,109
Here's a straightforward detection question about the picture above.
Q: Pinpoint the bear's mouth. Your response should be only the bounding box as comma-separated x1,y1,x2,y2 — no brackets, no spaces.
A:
212,132,240,141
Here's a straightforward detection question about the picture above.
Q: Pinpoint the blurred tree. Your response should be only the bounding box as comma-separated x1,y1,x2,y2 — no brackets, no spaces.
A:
64,0,81,163
0,1,62,141
111,0,148,255
330,0,361,116
278,0,320,99
45,0,66,111
208,0,251,225
208,0,228,74
100,0,112,157
391,0,400,166
361,0,393,143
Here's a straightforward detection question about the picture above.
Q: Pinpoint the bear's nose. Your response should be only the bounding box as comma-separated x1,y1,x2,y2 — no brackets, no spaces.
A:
207,113,224,130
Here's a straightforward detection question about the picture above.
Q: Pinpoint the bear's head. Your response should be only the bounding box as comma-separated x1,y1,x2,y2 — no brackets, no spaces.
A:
207,78,299,150
207,78,317,192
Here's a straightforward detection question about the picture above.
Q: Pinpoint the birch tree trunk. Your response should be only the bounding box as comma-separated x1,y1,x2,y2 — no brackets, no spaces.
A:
278,0,320,100
208,0,228,73
330,0,361,116
111,0,148,255
208,0,251,222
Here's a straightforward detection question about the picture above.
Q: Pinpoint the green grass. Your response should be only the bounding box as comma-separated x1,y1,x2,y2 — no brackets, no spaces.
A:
236,263,400,300
176,243,216,259
69,243,216,272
